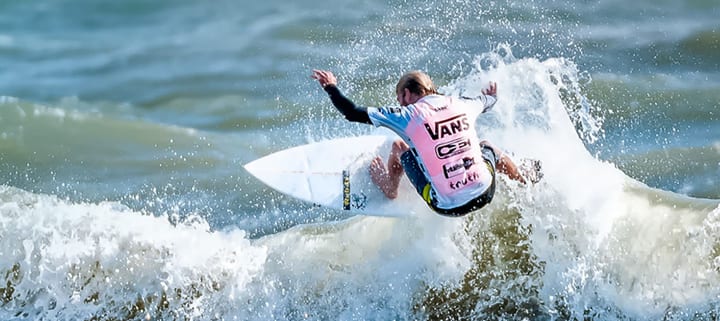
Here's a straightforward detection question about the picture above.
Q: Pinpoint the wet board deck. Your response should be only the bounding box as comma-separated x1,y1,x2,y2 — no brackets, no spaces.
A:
244,135,430,218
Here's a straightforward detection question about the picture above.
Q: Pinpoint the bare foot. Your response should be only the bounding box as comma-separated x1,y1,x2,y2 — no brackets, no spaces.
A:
369,156,400,199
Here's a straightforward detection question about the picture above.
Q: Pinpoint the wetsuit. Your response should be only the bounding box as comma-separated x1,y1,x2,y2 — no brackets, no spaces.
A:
323,84,498,216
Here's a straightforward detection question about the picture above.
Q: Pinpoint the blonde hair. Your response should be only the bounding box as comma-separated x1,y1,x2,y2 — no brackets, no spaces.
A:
396,71,437,96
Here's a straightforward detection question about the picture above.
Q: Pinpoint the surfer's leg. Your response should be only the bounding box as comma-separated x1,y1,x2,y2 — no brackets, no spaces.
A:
369,140,409,199
480,140,526,184
387,140,409,176
369,157,400,199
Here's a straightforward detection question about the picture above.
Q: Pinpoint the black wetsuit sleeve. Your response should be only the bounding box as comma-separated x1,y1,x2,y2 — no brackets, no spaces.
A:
323,85,372,124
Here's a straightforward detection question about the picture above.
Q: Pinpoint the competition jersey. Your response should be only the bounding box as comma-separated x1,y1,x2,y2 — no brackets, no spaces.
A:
367,94,496,210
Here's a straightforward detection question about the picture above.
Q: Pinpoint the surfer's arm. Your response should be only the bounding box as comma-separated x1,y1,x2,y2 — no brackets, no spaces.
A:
480,94,497,113
460,81,497,113
459,94,497,113
323,84,372,124
480,81,497,113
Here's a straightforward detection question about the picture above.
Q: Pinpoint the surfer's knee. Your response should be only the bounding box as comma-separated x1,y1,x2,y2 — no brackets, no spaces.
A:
392,140,409,153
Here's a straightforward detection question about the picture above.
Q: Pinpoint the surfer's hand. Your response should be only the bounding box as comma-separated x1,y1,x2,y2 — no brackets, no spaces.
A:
481,82,497,97
311,69,337,88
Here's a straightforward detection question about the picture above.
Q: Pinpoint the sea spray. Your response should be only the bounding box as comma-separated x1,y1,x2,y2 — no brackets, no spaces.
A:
0,185,267,320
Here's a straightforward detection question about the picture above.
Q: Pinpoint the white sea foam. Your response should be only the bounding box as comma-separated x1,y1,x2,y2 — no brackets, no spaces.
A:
1,51,719,320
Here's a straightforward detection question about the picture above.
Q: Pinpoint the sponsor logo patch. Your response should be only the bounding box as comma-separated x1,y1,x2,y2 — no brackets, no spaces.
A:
449,172,480,190
435,137,472,159
381,107,403,114
442,157,475,178
431,105,448,112
342,170,351,210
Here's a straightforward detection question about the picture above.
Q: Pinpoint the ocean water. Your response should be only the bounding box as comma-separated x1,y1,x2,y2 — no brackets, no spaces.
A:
1,0,719,320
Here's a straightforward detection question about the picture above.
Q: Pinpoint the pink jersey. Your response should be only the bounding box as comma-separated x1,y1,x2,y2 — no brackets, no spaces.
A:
367,94,496,210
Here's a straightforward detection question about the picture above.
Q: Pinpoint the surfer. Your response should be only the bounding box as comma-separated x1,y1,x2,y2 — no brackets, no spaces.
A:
311,69,540,217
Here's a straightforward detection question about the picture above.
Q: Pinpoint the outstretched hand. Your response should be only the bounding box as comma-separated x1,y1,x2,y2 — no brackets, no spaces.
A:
481,82,497,97
311,69,337,88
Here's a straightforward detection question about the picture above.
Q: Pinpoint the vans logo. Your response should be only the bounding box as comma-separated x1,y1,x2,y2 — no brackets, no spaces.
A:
435,137,472,159
424,114,470,140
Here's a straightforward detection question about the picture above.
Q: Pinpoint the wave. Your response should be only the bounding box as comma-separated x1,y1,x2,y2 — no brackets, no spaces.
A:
0,97,250,227
2,48,720,320
0,96,350,236
609,144,720,199
0,185,267,320
576,72,720,199
1,179,718,320
680,28,720,62
0,97,203,164
0,97,219,192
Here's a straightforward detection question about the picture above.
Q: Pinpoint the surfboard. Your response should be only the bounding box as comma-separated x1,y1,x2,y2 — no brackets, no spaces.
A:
243,135,431,218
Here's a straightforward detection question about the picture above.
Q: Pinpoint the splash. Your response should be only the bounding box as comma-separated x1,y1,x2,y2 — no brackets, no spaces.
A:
2,47,720,321
0,185,267,320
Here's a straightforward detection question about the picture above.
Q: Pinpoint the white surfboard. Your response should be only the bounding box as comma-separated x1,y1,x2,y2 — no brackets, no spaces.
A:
243,135,432,218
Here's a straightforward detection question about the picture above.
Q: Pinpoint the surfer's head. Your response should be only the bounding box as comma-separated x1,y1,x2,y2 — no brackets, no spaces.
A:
396,71,437,106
